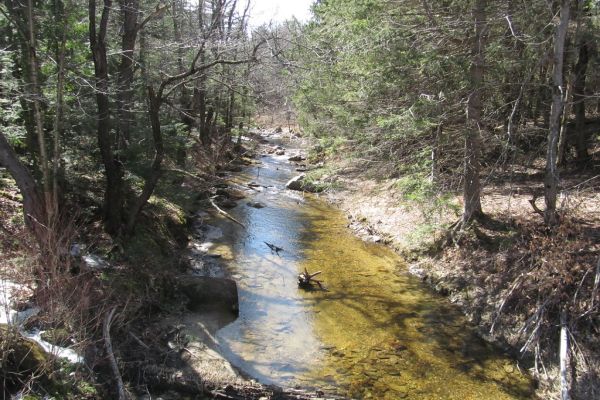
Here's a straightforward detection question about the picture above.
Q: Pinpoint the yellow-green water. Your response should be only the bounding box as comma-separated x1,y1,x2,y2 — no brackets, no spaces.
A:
201,143,533,399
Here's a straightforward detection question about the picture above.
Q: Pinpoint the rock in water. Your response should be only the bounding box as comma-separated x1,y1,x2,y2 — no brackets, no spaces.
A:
285,174,324,193
286,174,306,191
178,277,239,316
288,155,305,162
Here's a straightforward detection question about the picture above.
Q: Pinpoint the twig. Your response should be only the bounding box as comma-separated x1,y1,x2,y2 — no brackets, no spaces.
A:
129,332,150,350
528,194,544,217
104,307,127,400
209,198,246,229
490,274,524,334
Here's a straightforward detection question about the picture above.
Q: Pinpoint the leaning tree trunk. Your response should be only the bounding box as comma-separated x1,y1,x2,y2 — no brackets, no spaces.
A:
89,0,125,235
125,87,164,234
545,0,570,227
0,132,47,245
462,0,486,225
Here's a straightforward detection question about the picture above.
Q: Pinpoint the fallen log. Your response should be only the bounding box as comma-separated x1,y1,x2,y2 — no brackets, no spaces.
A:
209,198,246,229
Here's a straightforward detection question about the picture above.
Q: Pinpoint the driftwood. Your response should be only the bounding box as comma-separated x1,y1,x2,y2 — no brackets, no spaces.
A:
298,268,325,290
209,198,246,229
104,307,127,400
264,241,283,254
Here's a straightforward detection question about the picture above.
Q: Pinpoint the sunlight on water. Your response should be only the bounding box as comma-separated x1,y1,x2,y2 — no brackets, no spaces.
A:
202,144,533,399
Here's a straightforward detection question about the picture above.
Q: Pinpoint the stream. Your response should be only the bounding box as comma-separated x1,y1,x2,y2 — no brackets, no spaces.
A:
195,136,534,399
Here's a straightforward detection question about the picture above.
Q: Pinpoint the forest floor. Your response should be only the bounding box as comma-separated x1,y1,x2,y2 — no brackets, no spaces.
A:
314,144,600,399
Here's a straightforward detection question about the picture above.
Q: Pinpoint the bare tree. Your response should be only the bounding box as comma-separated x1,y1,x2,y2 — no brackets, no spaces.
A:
545,0,570,226
462,0,487,225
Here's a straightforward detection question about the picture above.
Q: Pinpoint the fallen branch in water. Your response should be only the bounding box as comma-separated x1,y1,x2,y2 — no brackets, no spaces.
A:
298,268,325,290
209,198,246,229
264,241,283,254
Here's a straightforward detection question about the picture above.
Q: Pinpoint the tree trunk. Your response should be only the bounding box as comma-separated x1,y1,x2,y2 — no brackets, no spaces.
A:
89,0,124,235
25,0,52,222
116,0,140,149
462,0,486,225
557,79,572,167
51,0,68,218
0,131,47,245
125,86,165,233
545,0,570,227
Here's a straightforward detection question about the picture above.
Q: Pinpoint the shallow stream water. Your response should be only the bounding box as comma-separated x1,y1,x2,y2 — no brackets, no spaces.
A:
200,137,534,399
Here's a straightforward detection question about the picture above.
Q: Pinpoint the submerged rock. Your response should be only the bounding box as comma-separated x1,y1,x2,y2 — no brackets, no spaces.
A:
179,276,239,316
246,201,266,209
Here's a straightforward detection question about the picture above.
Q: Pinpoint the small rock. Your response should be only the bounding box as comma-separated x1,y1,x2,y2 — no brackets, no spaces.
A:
247,202,266,209
275,150,285,155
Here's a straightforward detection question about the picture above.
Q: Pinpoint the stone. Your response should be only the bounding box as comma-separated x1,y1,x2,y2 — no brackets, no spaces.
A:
178,276,239,316
275,150,285,155
288,155,305,162
286,174,307,191
285,175,323,193
246,202,266,209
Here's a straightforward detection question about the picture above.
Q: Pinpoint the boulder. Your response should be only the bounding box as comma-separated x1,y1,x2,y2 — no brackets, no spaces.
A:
285,175,323,193
288,155,305,162
178,277,239,316
0,324,50,391
285,174,306,191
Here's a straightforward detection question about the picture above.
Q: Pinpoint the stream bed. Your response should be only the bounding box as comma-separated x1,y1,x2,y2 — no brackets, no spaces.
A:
196,137,534,399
